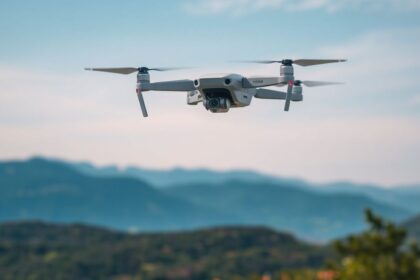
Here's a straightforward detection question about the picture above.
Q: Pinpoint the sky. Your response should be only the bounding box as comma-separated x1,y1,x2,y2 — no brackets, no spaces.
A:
0,0,419,187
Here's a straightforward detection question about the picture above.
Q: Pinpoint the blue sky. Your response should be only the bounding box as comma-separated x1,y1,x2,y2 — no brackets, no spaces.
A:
1,0,419,69
0,0,420,186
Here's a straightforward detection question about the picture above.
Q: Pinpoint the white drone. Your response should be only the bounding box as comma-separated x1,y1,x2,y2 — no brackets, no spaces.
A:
85,59,346,117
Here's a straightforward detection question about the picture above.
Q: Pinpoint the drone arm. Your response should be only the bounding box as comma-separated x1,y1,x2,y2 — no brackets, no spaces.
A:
243,77,283,88
142,80,195,92
254,88,287,99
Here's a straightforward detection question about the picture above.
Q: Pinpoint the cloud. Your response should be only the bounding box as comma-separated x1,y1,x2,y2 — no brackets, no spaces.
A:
238,28,420,118
184,0,420,15
1,28,420,186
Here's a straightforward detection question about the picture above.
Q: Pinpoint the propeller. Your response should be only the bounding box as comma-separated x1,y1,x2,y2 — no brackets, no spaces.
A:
84,66,189,75
283,80,344,111
276,80,344,88
85,66,192,118
294,80,344,87
234,59,347,67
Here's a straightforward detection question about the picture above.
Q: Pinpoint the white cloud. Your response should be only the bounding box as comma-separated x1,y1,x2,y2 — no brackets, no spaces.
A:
1,28,420,186
184,0,420,15
264,28,420,118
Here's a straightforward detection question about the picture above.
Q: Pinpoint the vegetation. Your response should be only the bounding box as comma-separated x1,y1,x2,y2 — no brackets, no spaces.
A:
0,210,419,279
1,158,419,279
0,222,330,280
403,214,420,242
331,209,420,280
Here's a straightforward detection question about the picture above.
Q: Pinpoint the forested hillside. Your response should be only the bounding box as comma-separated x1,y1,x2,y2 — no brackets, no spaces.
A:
0,222,331,280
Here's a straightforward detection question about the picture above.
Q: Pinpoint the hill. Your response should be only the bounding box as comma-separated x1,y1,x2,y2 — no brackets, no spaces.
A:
69,158,420,213
0,158,236,231
70,160,307,189
403,215,420,241
0,158,413,241
0,221,331,280
319,182,420,213
166,181,411,241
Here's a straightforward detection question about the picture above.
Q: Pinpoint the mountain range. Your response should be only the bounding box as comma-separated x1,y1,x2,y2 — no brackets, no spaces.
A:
403,214,420,242
0,158,235,231
70,159,420,213
0,157,418,241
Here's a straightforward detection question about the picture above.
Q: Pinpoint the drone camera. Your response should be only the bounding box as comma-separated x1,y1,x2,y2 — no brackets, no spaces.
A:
204,97,231,113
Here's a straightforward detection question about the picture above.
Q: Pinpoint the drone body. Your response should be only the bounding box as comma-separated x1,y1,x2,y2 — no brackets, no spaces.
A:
85,59,346,117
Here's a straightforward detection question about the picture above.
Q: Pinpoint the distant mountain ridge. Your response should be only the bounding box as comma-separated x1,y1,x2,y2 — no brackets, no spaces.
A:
0,157,417,241
0,158,237,231
70,159,308,189
67,157,420,213
166,181,411,240
403,215,420,242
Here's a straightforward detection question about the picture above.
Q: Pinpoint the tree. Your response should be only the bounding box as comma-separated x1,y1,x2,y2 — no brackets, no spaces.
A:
333,209,420,280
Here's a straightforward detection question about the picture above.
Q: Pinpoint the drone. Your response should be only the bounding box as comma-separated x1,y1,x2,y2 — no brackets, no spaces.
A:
85,59,346,117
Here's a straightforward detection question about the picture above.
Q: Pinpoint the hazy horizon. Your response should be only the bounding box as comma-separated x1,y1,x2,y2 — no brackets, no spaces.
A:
2,155,419,189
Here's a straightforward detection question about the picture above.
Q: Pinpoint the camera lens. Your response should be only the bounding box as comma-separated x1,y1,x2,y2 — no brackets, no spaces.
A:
209,99,219,107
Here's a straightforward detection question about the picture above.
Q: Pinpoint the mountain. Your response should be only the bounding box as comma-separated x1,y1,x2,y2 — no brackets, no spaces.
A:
0,158,236,231
71,160,308,189
68,159,420,213
166,181,412,241
318,182,420,213
402,215,420,241
0,158,414,241
0,221,331,280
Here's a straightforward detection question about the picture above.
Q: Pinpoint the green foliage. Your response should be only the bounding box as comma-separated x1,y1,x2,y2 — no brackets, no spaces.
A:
403,214,420,242
0,222,331,280
333,209,420,280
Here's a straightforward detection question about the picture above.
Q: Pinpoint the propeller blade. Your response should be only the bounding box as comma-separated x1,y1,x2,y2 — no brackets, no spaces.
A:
85,67,139,75
284,80,293,111
301,80,345,87
85,66,191,75
232,59,346,67
232,60,281,64
148,67,191,72
293,59,347,67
